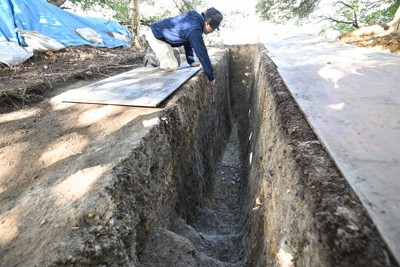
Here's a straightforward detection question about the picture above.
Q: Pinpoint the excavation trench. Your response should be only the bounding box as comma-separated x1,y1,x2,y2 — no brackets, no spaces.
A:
1,45,396,267
134,45,396,267
113,45,395,266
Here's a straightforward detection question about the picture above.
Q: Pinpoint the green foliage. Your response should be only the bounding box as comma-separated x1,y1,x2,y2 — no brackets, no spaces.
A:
324,0,399,34
67,0,206,28
257,0,399,28
256,0,321,23
68,0,108,10
109,1,130,23
378,0,400,22
173,0,206,14
140,0,202,24
68,0,130,22
327,20,354,34
255,0,294,22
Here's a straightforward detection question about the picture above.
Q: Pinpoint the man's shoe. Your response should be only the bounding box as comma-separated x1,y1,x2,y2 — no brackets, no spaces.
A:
173,48,181,67
143,47,160,67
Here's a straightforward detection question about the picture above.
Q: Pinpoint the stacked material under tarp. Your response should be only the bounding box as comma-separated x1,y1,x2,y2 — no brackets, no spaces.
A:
0,0,132,66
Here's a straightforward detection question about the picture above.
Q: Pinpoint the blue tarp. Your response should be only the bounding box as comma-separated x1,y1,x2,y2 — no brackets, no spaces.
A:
0,0,132,48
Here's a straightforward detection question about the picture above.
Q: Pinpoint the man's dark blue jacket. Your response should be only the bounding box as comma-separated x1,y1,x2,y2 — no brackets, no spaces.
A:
150,10,215,82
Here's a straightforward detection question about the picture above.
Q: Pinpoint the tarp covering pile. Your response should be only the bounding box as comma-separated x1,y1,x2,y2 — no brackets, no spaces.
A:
0,0,132,66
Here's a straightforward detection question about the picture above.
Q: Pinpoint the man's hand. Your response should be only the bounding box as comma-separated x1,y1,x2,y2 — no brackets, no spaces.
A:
208,79,216,95
191,62,200,67
208,79,215,88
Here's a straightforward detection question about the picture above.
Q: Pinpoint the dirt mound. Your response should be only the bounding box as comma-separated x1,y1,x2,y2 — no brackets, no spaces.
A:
340,24,400,54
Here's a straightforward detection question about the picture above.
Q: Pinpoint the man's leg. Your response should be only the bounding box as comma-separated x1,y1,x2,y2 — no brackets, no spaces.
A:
145,30,179,71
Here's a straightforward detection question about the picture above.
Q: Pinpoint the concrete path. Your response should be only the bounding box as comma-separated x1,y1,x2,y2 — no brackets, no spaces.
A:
265,35,400,263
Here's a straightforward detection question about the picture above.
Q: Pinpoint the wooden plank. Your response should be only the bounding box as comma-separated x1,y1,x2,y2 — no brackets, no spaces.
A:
265,35,400,263
60,63,201,107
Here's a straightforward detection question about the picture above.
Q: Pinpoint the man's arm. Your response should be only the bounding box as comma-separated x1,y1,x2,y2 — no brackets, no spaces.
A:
184,43,195,65
186,29,215,83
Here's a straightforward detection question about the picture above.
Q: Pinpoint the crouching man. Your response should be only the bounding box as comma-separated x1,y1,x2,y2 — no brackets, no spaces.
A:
144,7,223,87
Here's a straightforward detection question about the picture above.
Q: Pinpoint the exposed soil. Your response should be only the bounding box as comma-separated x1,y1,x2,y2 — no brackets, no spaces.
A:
0,45,145,113
339,24,400,54
1,24,398,111
227,45,397,267
0,29,399,266
0,47,232,267
138,123,246,266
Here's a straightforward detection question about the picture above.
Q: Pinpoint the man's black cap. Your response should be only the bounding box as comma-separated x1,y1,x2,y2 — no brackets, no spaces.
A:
205,7,223,30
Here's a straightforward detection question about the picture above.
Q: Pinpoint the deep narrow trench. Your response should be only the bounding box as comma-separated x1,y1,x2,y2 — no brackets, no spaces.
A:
138,47,254,267
136,45,396,267
138,120,250,267
162,47,256,266
179,45,257,265
1,44,396,267
190,122,245,265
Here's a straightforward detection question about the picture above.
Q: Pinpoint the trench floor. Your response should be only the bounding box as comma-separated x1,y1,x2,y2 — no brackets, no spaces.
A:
191,122,246,265
139,121,247,266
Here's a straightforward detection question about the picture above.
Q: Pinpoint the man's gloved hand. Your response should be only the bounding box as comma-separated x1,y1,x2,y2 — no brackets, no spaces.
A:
191,62,200,67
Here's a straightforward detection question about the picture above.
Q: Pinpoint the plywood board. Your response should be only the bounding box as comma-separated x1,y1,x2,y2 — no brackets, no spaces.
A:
265,35,400,263
60,63,201,107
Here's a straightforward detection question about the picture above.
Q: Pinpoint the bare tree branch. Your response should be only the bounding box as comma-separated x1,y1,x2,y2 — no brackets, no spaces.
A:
172,0,195,14
172,0,185,13
333,1,359,27
319,15,355,26
338,1,352,9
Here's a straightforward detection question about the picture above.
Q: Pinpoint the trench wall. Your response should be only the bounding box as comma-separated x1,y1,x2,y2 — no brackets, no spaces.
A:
16,48,232,267
4,44,396,267
236,44,330,266
234,44,395,267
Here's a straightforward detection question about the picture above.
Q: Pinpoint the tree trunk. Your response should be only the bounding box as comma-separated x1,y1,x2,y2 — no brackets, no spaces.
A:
388,6,400,36
130,0,140,36
130,0,144,48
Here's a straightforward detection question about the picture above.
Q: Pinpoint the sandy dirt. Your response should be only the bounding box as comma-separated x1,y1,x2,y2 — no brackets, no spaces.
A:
339,24,400,54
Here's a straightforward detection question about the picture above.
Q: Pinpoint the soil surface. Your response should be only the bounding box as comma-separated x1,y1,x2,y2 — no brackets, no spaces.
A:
1,25,398,110
1,25,398,112
339,24,400,54
0,45,145,113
